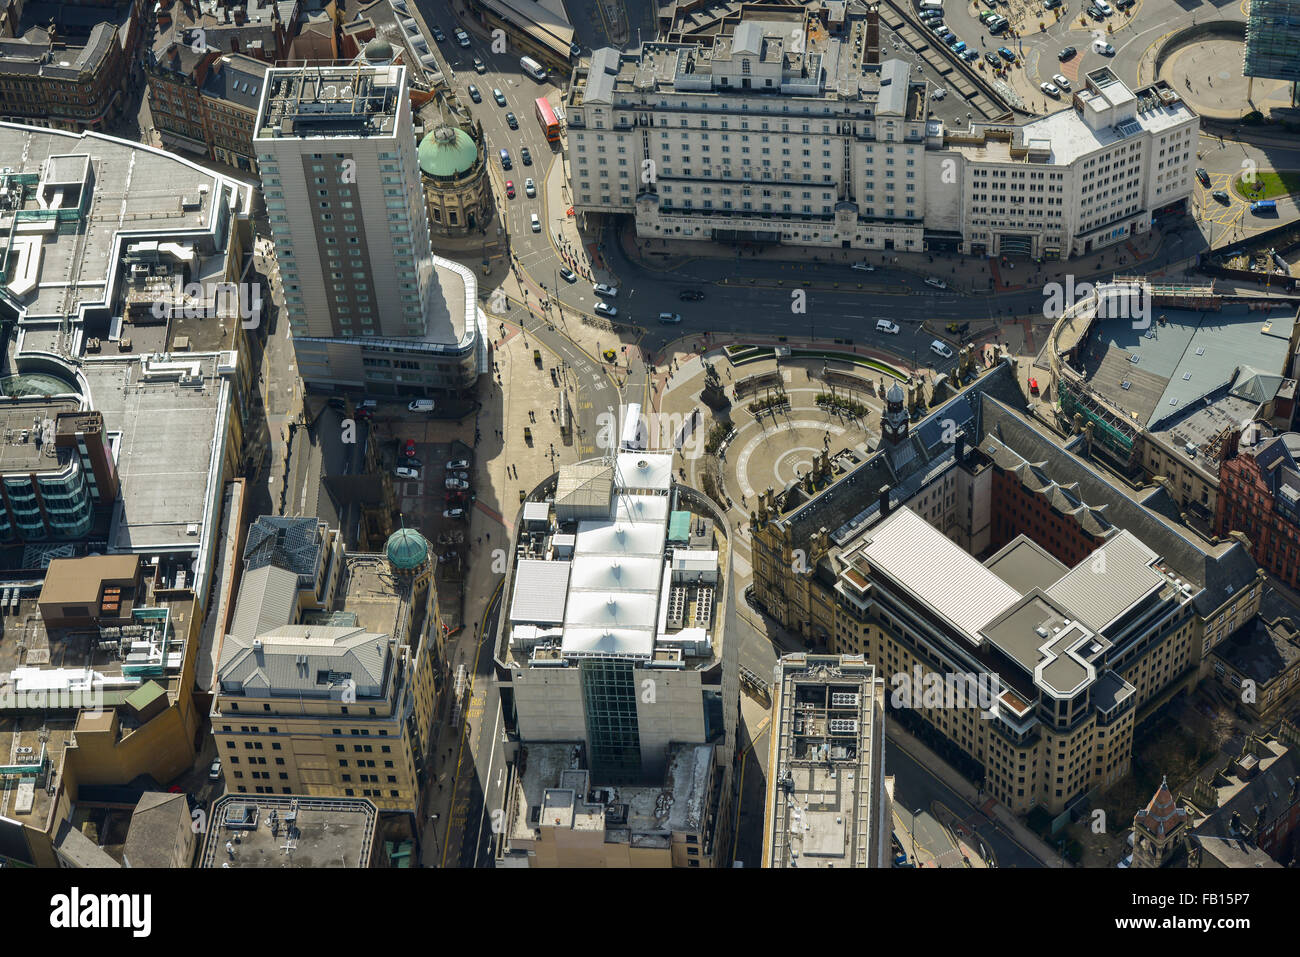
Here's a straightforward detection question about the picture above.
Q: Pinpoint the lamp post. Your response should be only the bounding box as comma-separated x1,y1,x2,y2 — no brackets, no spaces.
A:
428,812,442,867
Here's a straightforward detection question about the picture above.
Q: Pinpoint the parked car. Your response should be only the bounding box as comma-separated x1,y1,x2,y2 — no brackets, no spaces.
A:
932,88,947,100
520,147,533,166
467,84,481,103
931,339,955,359
447,471,469,481
530,212,540,232
1043,0,1062,8
876,319,900,335
405,456,423,469
961,49,979,61
593,283,619,297
1196,167,1211,187
1053,74,1071,91
209,758,222,781
505,111,518,129
1115,0,1133,8
499,148,511,169
445,477,469,490
1059,46,1077,60
998,46,1016,62
985,52,1001,68
455,28,470,47
658,312,682,324
403,439,417,457
394,466,420,479
594,301,618,317
432,27,446,42
507,180,518,200
1040,81,1060,97
1095,0,1113,14
473,56,486,73
1086,3,1105,18
924,277,948,289
560,267,578,283
524,178,536,197
679,289,705,301
493,88,507,107
1212,190,1231,204
409,399,435,412
443,508,465,519
851,261,876,272
446,459,470,471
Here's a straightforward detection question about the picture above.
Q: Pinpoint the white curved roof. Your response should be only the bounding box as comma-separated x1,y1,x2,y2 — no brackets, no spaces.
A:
564,591,660,631
575,519,666,558
559,628,655,657
568,555,663,593
615,493,670,525
615,451,673,492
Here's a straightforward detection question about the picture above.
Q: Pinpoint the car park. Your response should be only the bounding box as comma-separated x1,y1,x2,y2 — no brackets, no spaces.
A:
395,466,420,479
505,111,518,129
446,460,470,471
594,283,619,297
679,289,705,301
560,267,578,283
505,180,515,198
1040,81,1060,97
524,178,536,197
595,301,618,317
876,319,900,334
467,84,481,103
931,339,954,359
493,88,507,107
520,147,533,166
408,399,435,412
1212,190,1230,204
1059,46,1077,60
924,277,947,289
1196,167,1211,187
658,312,682,324
1053,74,1071,90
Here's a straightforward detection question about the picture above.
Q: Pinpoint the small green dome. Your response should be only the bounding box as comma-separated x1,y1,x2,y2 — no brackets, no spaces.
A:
364,37,394,63
385,528,429,571
418,125,478,179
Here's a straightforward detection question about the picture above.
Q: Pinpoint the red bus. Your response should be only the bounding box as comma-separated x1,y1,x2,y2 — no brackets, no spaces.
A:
535,97,559,144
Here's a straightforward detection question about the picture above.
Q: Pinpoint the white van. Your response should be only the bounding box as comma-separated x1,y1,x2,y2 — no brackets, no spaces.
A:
408,399,436,413
930,340,954,359
876,319,900,335
920,0,943,9
520,56,546,81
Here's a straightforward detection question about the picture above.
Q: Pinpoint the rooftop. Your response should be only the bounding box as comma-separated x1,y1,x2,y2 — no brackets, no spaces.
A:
256,63,406,139
0,399,81,473
200,794,378,867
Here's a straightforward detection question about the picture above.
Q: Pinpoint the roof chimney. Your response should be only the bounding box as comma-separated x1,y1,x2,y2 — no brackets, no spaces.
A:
878,485,891,518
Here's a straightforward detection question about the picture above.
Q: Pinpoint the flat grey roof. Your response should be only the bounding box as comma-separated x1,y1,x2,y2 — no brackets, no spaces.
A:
82,355,231,552
201,795,377,867
983,536,1068,594
509,559,571,624
1080,305,1296,428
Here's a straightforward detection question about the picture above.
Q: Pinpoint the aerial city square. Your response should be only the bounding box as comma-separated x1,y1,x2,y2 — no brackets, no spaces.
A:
0,0,1295,899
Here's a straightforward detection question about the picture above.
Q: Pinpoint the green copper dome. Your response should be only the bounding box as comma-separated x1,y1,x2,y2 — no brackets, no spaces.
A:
364,37,394,63
418,125,478,179
385,528,429,571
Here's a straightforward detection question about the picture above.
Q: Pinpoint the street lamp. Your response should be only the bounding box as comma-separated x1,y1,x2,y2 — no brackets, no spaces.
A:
911,807,922,867
428,812,442,867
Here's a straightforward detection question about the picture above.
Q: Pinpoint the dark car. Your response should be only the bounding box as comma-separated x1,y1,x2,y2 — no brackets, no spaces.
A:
1086,3,1105,18
432,27,446,42
679,289,705,301
1059,46,1077,60
1212,189,1231,204
1196,167,1210,187
520,147,533,166
998,46,1016,61
985,52,1001,67
505,111,518,130
467,84,481,103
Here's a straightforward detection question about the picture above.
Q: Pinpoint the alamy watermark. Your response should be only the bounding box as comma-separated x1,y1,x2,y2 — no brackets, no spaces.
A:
890,666,1001,718
1043,276,1151,330
151,279,262,327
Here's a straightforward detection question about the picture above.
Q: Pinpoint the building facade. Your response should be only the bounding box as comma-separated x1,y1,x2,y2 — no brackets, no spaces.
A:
1244,0,1300,83
253,59,483,395
1215,431,1300,590
566,10,1197,260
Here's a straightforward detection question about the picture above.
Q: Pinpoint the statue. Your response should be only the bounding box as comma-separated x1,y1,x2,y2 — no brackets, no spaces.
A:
700,358,730,410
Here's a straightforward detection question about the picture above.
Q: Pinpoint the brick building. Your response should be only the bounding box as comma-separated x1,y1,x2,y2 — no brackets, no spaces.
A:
1215,429,1300,589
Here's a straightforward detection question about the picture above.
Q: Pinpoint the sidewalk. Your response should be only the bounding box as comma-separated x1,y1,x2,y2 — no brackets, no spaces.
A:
887,722,1070,867
619,217,1171,296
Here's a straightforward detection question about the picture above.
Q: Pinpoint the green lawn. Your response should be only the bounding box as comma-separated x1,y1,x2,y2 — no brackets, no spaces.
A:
1233,169,1300,201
